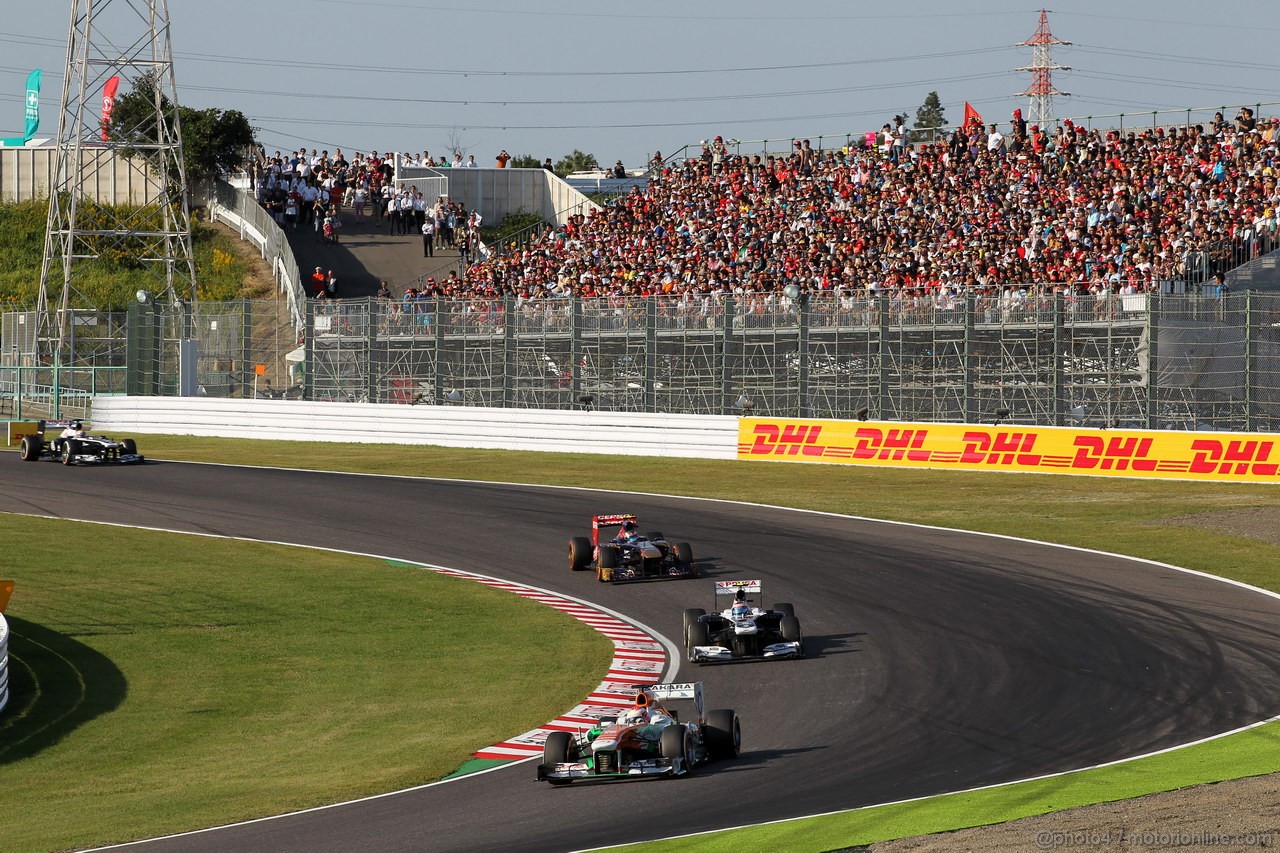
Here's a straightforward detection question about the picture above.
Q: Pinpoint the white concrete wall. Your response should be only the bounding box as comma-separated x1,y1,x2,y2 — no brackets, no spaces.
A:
91,396,740,459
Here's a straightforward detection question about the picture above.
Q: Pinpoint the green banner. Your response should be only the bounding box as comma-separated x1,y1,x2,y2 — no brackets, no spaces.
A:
23,68,41,140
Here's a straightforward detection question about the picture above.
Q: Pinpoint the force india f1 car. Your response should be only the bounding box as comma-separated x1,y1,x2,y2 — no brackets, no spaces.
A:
536,682,740,784
568,514,696,583
684,580,804,663
17,420,145,466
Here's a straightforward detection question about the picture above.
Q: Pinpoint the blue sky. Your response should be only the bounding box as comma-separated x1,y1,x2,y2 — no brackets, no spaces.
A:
2,1,1278,168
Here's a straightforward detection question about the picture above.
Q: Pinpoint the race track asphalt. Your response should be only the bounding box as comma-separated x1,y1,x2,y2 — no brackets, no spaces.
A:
4,458,1280,853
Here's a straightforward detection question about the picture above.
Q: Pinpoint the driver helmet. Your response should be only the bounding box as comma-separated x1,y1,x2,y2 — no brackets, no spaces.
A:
619,706,649,726
70,420,82,430
731,602,752,620
620,520,638,539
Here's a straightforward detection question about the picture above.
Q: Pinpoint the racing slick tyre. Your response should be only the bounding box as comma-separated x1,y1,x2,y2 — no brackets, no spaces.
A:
781,615,804,655
660,724,693,773
682,608,705,633
673,542,694,567
597,545,619,582
703,709,741,760
19,436,41,461
61,438,79,465
686,619,709,662
120,438,138,456
542,731,574,785
568,536,593,571
772,602,795,618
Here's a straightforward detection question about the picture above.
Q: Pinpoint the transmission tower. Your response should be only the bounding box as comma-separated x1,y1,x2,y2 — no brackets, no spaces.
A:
36,0,195,364
1016,9,1070,127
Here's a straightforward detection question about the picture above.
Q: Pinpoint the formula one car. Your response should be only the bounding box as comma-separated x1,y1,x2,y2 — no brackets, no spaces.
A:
684,579,804,663
536,682,740,785
568,514,696,583
17,419,145,466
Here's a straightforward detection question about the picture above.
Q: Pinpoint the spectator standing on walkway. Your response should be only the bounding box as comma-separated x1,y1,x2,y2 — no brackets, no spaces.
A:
422,216,435,257
326,270,338,298
495,149,510,168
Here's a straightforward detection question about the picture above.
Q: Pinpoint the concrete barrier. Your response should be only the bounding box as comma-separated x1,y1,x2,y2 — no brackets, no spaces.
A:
90,396,741,459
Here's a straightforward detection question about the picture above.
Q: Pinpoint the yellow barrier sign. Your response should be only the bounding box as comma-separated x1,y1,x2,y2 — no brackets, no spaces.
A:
6,421,41,448
738,418,1280,484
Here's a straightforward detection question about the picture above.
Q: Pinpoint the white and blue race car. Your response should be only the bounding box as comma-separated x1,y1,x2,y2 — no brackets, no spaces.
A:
683,579,804,663
17,420,145,466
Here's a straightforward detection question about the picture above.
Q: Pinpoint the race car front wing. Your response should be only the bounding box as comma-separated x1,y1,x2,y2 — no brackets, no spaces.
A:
688,640,802,662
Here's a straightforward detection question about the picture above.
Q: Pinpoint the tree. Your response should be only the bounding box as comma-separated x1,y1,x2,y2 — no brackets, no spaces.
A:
554,150,599,176
912,91,947,144
107,74,256,187
509,154,540,169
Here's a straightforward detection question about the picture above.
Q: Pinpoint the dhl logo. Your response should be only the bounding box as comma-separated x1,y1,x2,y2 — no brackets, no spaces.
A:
1189,439,1277,476
749,423,827,456
1070,435,1157,471
960,431,1041,466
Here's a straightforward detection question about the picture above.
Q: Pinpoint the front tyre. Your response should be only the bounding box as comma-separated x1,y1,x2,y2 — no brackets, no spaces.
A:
682,607,705,633
704,709,741,759
541,731,575,785
686,619,709,662
772,602,795,618
673,541,693,566
660,725,693,775
61,438,79,466
120,438,138,456
781,615,804,656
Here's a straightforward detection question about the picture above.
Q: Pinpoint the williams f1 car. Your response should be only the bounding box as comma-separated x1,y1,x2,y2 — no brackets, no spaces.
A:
536,682,740,784
17,420,145,466
568,514,696,582
684,579,804,663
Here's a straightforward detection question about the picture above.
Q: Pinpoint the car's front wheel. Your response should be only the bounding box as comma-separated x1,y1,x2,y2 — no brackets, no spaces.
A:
61,439,79,466
660,725,692,774
541,731,574,785
120,438,138,456
686,619,709,662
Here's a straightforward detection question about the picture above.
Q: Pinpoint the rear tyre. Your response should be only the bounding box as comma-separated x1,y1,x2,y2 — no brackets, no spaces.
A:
772,602,795,618
542,731,574,785
685,619,709,662
568,536,593,571
61,438,79,466
682,608,705,633
643,531,663,542
120,438,138,456
704,709,741,760
781,615,804,655
19,436,40,461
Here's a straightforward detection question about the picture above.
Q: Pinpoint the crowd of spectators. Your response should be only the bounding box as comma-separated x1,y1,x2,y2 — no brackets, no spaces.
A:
448,107,1280,309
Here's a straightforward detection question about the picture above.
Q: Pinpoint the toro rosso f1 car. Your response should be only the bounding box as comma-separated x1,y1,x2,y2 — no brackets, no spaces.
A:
568,514,696,583
17,420,145,466
684,579,804,663
536,682,740,784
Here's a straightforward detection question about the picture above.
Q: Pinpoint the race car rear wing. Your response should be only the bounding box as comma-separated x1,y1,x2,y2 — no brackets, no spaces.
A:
591,513,637,546
715,580,762,595
632,682,704,720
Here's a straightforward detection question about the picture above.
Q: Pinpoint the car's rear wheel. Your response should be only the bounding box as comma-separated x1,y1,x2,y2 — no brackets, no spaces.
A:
704,709,741,760
568,536,593,571
781,615,803,655
682,608,705,633
19,436,41,461
643,530,663,542
542,731,574,785
120,438,138,456
61,438,79,465
686,619,709,662
772,602,795,618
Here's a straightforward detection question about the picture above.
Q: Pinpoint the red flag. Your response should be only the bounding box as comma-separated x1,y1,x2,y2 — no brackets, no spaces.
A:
100,75,120,142
964,101,983,127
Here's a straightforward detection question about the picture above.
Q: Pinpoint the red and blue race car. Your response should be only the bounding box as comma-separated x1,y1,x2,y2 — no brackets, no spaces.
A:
568,514,696,583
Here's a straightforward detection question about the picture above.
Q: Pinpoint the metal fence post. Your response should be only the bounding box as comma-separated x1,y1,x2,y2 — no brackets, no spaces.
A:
963,293,975,423
433,296,445,406
645,297,658,413
503,295,516,408
367,298,380,404
1245,291,1255,431
570,294,582,401
302,298,314,401
1147,293,1160,429
1053,292,1065,426
720,295,736,415
877,295,891,419
797,294,810,418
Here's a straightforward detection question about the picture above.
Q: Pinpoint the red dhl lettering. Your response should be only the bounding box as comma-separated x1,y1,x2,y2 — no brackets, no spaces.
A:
1071,436,1156,471
749,423,826,457
961,432,1042,466
1189,439,1278,476
851,428,931,461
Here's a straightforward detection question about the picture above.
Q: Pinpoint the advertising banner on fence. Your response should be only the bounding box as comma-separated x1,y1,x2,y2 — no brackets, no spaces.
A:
0,69,40,147
738,418,1280,484
100,74,120,141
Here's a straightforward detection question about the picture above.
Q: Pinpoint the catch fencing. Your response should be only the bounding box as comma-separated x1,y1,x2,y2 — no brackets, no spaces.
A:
302,291,1280,432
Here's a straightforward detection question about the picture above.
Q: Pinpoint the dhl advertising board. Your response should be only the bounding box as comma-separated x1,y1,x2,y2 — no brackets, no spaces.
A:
738,419,1280,484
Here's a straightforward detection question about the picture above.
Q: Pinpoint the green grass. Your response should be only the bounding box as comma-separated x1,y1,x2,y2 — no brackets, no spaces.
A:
0,200,255,309
5,435,1280,851
0,514,612,853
